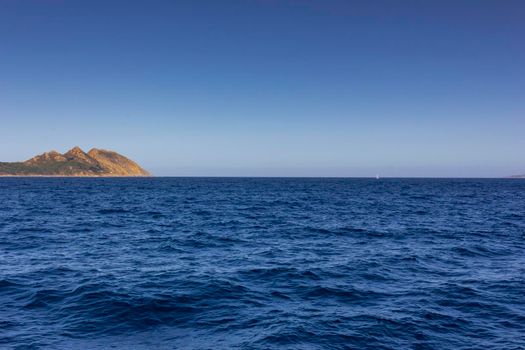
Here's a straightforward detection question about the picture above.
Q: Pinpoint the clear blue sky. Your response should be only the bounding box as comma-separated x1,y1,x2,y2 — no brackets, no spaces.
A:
1,0,524,176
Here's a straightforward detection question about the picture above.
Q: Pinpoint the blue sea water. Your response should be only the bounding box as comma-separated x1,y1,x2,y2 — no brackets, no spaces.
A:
0,177,524,349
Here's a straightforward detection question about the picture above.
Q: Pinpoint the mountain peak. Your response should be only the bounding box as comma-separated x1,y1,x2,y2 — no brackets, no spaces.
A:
68,146,84,153
65,146,86,156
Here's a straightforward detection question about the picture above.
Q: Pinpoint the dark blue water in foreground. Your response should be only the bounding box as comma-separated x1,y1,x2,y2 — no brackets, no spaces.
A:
1,178,524,349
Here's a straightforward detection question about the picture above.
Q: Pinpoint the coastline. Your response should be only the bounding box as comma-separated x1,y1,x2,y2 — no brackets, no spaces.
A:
0,175,153,178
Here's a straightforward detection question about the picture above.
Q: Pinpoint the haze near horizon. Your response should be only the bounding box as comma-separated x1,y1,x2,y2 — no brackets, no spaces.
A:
1,0,524,177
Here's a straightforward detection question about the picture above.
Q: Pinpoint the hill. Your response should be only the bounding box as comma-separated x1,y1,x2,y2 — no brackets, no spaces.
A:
0,147,150,176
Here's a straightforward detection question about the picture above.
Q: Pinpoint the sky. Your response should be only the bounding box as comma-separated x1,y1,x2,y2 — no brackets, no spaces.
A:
0,0,524,177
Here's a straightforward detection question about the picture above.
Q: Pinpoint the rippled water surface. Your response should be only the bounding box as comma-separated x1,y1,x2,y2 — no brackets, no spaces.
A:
1,178,524,349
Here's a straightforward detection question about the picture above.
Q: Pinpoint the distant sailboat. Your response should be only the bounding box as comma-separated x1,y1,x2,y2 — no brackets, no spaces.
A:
375,174,380,180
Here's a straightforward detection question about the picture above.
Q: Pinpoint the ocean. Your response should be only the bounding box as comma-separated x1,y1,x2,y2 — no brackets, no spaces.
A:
0,178,524,349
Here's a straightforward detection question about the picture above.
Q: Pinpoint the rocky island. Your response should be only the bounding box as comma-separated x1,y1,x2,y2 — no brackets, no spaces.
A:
0,147,150,176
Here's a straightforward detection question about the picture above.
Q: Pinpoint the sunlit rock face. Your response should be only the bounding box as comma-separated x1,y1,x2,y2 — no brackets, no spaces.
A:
0,147,150,176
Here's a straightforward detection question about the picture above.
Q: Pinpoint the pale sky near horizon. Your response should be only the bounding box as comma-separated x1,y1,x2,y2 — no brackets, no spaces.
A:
1,0,524,177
